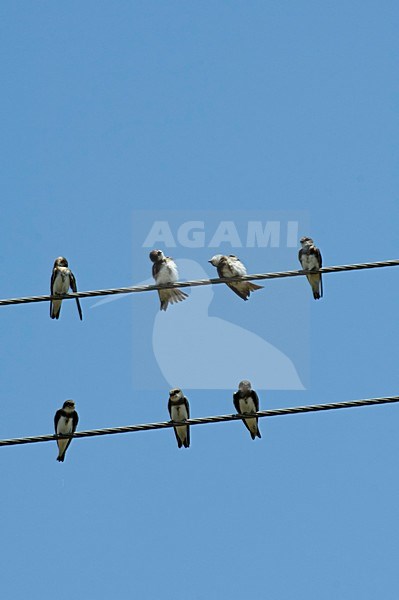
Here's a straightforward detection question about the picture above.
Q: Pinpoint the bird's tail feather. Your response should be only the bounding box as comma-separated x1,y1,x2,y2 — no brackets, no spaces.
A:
307,274,322,300
50,300,62,319
159,289,188,311
248,282,263,292
75,298,83,320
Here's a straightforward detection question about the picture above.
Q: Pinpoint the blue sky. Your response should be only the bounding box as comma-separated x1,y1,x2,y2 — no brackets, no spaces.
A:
0,2,398,599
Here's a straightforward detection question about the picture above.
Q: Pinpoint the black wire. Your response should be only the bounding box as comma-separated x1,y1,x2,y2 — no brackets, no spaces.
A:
1,395,397,448
0,259,398,307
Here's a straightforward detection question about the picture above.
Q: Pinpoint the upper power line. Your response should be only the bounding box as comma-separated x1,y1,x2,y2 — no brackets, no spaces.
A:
0,259,398,307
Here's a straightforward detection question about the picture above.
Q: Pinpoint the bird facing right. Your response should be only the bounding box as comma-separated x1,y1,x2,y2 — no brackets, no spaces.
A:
298,237,323,300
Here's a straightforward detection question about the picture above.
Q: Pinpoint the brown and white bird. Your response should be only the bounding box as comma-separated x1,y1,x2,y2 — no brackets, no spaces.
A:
54,400,79,462
50,256,83,320
149,250,188,311
233,380,261,440
168,388,190,448
208,254,263,300
298,237,323,300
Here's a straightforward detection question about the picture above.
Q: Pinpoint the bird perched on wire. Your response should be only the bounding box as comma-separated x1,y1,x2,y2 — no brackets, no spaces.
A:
233,380,261,440
168,388,190,448
149,250,188,311
298,237,323,300
50,256,83,320
208,254,263,300
54,400,79,462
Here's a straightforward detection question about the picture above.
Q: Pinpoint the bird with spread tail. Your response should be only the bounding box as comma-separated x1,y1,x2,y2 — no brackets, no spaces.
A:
208,254,263,300
168,388,190,448
54,400,79,462
149,250,188,310
298,237,323,300
233,380,262,440
50,256,83,320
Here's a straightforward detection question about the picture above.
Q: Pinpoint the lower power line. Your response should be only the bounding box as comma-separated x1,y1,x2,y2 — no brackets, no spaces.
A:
0,395,398,448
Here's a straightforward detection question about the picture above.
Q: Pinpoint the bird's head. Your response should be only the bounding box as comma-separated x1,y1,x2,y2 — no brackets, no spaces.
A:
149,249,165,263
54,257,69,268
208,255,224,267
299,236,314,247
62,400,76,413
238,380,252,393
169,388,183,400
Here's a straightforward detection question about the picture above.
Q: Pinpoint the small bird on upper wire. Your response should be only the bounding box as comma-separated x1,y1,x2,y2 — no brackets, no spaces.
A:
208,254,263,300
233,380,262,440
298,237,323,300
54,400,79,462
50,257,83,320
168,388,190,448
149,250,188,311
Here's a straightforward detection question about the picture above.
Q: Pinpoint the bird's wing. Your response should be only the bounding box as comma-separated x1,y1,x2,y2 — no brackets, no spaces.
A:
233,392,241,414
69,271,83,320
312,246,322,268
184,397,190,447
225,283,248,301
72,411,79,433
216,264,225,279
313,247,323,297
50,268,57,316
50,267,57,295
54,409,62,433
184,397,190,419
298,249,303,266
251,390,260,412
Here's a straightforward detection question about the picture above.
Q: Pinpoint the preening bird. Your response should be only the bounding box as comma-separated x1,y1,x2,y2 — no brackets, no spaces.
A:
50,256,83,320
149,250,188,310
208,254,263,300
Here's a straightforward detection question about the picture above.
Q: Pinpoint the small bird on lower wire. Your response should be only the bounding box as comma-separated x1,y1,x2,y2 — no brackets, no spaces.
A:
54,400,79,462
168,388,190,448
233,380,262,440
298,237,323,300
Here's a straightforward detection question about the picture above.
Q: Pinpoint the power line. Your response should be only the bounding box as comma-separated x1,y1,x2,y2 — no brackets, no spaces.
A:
1,395,398,448
0,259,398,307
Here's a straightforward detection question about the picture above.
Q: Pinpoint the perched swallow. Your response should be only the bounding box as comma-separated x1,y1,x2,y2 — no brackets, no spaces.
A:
168,388,190,448
149,250,188,311
50,257,83,320
208,254,263,300
233,380,261,440
298,237,323,300
54,400,79,462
